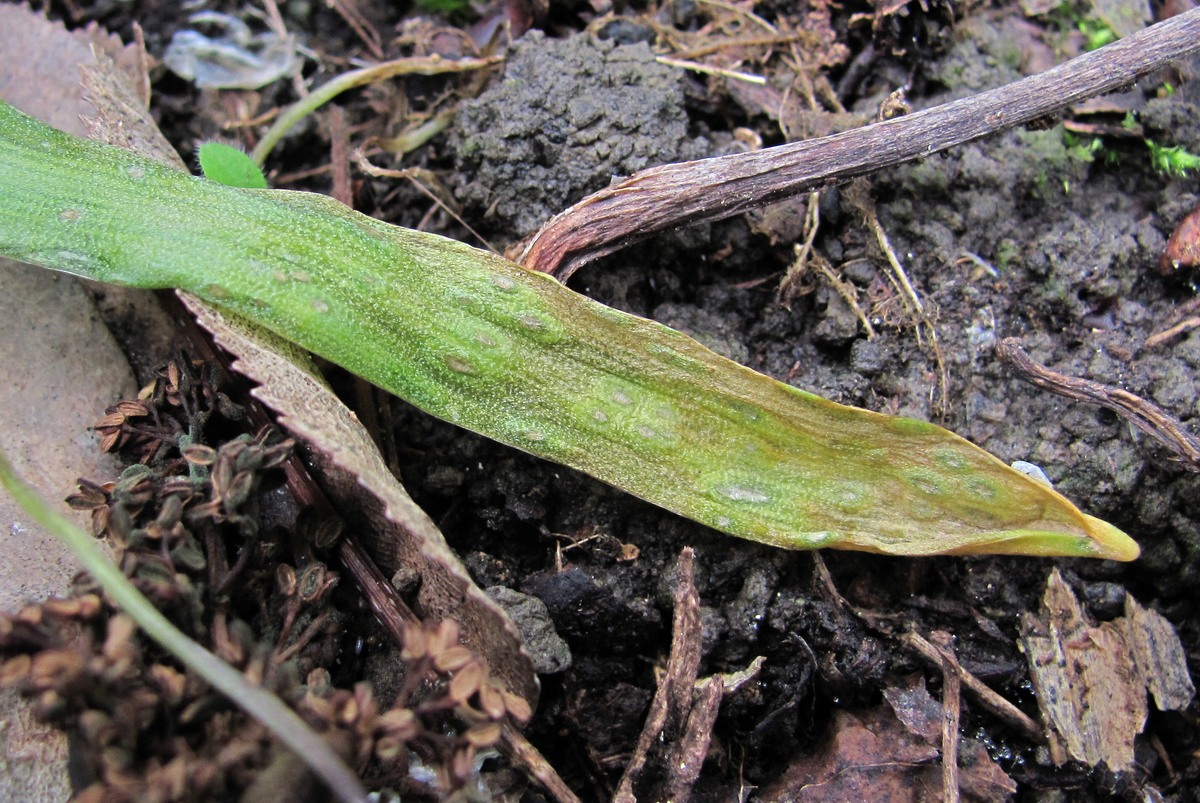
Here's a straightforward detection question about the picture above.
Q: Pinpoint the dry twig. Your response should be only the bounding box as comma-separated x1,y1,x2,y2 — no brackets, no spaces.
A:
903,630,1046,744
520,10,1200,279
996,338,1200,472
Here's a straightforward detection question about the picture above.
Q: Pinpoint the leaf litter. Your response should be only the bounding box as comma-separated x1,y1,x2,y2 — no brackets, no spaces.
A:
7,0,1200,796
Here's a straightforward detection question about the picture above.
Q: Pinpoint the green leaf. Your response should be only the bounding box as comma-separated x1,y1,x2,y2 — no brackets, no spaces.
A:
198,141,268,188
0,99,1140,561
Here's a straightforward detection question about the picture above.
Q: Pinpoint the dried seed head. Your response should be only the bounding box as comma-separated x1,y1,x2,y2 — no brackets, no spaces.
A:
151,492,184,533
448,661,486,705
223,470,256,510
353,683,377,728
116,400,151,418
165,360,181,395
214,391,244,421
66,479,109,511
170,540,207,572
34,689,66,719
210,455,234,500
29,649,86,691
181,444,217,467
115,464,154,492
297,563,336,604
160,478,197,497
450,746,476,783
501,689,533,724
102,615,139,676
149,664,187,706
275,565,297,597
98,427,122,452
374,735,404,761
42,597,84,619
376,708,418,740
336,693,360,725
107,503,135,544
303,693,335,725
15,604,43,626
477,680,506,721
76,594,103,619
433,646,474,674
401,626,427,662
463,721,501,748
310,517,344,550
306,667,332,692
78,709,114,744
428,620,460,658
0,655,32,686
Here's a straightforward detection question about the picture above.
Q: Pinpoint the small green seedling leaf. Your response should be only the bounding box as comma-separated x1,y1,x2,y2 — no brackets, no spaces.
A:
0,100,1140,561
198,141,268,188
416,0,474,13
1147,140,1200,176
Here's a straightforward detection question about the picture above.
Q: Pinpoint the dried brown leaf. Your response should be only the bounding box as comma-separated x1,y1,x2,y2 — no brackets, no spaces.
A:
760,687,1017,803
1125,595,1196,711
1019,569,1194,771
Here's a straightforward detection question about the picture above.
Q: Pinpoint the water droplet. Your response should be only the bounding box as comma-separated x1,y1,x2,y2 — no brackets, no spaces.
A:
1011,460,1052,487
311,299,330,313
716,485,770,504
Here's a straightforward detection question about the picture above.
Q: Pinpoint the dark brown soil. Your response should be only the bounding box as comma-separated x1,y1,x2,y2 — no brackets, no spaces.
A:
35,0,1200,800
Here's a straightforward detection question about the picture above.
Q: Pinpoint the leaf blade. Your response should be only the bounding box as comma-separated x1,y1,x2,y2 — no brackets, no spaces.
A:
0,99,1139,560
